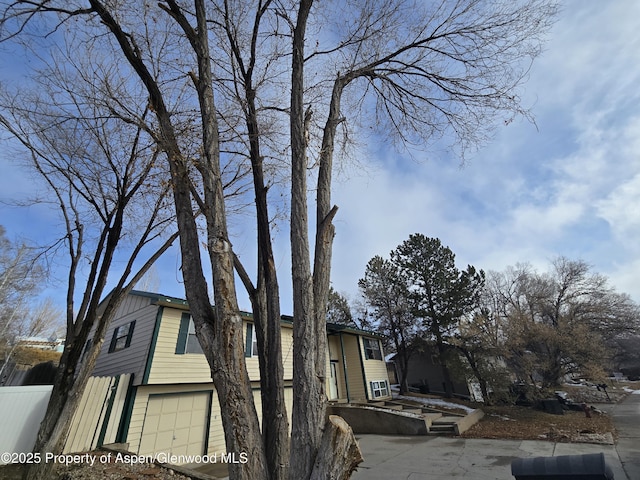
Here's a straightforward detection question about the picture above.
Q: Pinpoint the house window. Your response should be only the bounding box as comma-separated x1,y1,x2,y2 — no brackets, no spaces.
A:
245,323,258,357
108,320,136,353
363,337,382,360
81,338,92,361
175,313,203,354
371,380,389,398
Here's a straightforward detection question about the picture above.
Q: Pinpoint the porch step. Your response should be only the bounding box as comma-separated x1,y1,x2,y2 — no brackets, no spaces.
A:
422,412,443,423
433,416,464,424
427,415,457,434
429,423,456,434
327,402,483,437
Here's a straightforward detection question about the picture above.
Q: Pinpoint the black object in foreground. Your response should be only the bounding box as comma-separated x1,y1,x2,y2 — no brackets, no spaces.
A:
511,452,614,479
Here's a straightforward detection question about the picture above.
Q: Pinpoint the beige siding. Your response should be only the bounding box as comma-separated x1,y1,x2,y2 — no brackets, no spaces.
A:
207,389,225,454
244,323,294,381
148,313,295,385
64,374,131,454
283,385,293,427
360,338,392,400
92,295,157,383
146,308,212,384
330,334,392,402
281,326,294,380
341,334,366,401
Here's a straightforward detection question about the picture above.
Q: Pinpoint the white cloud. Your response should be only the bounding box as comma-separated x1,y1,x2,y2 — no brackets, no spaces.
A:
328,0,640,303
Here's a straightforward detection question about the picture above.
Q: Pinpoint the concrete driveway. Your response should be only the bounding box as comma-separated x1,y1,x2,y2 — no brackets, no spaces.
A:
352,393,640,480
350,435,625,479
189,393,639,479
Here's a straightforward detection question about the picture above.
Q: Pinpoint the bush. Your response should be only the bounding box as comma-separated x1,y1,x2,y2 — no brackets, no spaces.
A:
22,361,57,385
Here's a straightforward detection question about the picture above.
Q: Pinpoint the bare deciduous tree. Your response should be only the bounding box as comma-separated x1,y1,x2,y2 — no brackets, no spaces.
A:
0,229,62,381
0,46,181,479
486,259,640,388
1,1,558,479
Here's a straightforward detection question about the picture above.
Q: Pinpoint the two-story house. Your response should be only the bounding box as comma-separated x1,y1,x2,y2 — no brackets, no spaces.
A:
89,290,390,462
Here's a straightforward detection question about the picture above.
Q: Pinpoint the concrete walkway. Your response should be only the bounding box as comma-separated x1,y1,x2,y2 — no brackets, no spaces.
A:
597,392,640,480
352,393,640,480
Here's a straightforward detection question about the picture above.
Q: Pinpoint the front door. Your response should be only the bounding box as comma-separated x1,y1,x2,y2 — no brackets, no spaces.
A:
329,361,339,400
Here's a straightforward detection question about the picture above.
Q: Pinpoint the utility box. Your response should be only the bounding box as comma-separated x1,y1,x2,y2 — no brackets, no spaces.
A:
511,452,614,479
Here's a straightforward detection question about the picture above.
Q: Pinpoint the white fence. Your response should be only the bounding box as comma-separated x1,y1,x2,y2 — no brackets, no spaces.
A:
0,384,52,459
0,374,131,463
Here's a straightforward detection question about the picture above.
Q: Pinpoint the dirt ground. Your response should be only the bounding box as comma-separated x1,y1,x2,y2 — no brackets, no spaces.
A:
460,382,637,444
0,455,195,480
461,404,616,443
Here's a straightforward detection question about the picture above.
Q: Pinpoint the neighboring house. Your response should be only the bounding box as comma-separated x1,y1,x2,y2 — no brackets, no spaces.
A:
325,322,390,403
1,336,65,386
384,353,399,385
394,347,472,399
88,290,390,462
17,336,65,353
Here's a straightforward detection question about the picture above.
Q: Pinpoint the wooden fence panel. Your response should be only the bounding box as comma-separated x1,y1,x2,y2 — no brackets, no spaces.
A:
63,374,131,453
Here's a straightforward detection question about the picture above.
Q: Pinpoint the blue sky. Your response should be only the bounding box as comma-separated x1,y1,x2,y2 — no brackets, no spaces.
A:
2,0,640,313
327,0,640,305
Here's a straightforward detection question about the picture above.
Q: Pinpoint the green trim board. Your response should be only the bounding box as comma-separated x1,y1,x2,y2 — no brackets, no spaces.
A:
143,306,164,384
339,332,351,402
355,334,368,401
175,312,191,355
96,375,121,447
116,378,137,444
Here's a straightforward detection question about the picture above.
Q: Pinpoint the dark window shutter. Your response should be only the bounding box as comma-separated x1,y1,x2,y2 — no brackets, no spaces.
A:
175,313,190,354
108,328,118,353
245,323,253,357
124,320,136,348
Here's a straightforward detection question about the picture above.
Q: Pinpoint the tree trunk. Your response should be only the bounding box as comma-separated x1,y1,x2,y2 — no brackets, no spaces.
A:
24,351,84,480
244,66,290,480
309,416,363,480
398,350,411,395
24,305,114,480
289,1,327,479
434,333,454,398
459,348,491,404
248,281,290,480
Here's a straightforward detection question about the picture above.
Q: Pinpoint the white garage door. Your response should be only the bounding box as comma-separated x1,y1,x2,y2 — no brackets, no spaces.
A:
139,392,210,460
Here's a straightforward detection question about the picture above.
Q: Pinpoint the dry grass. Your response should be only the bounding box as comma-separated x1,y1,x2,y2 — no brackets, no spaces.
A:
462,404,616,443
459,381,640,444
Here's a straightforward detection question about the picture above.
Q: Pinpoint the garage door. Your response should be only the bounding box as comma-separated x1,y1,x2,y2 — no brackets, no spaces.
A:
139,392,210,460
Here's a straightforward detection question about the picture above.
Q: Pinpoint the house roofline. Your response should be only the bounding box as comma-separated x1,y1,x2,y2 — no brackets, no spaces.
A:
326,322,383,339
127,290,382,338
